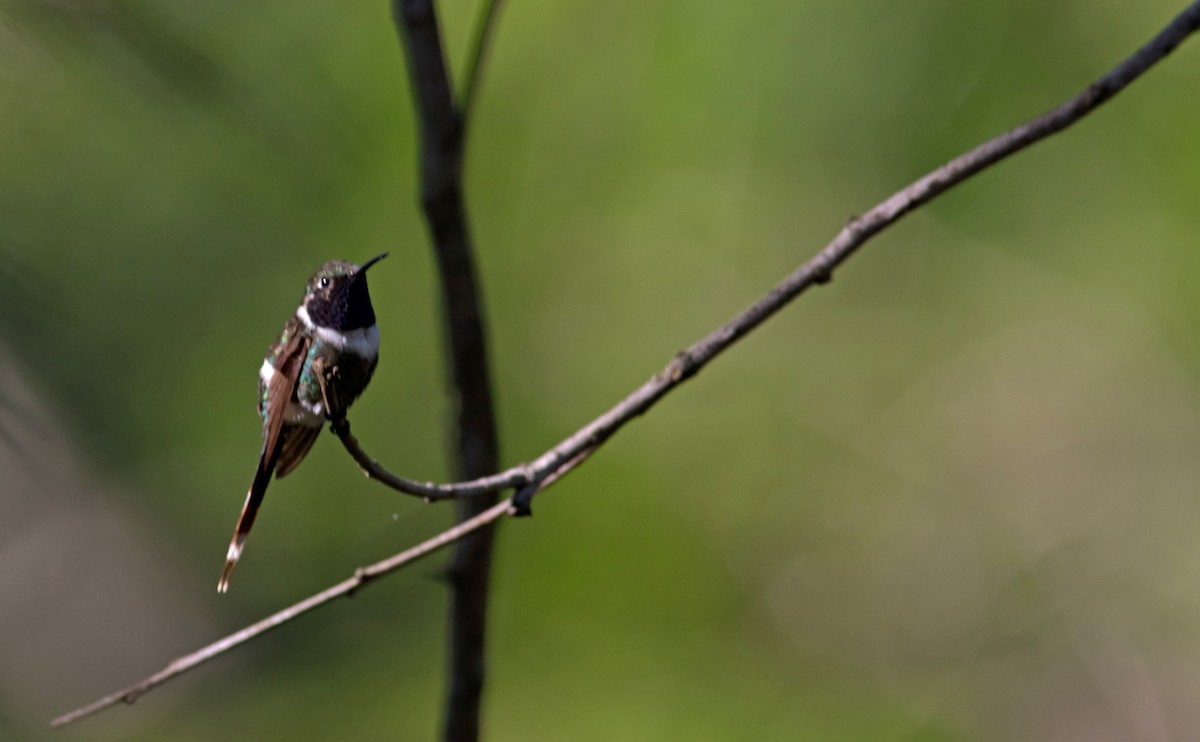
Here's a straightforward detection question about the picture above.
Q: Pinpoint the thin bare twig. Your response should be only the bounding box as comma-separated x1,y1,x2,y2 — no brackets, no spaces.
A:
53,1,1200,728
332,418,527,500
49,499,516,729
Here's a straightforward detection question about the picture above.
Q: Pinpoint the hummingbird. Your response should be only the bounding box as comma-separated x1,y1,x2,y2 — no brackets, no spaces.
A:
218,253,388,593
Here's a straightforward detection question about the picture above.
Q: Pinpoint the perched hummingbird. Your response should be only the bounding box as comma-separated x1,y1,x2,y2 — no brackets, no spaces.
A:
218,253,388,593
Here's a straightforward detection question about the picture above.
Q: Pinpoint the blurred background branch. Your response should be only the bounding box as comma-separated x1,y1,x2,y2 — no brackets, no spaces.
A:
461,0,505,133
392,1,503,740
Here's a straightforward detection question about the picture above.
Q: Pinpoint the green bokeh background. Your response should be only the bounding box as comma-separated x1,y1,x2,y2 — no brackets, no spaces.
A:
4,1,1200,739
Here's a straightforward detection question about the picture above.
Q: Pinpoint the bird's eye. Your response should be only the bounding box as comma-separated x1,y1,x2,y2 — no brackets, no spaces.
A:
319,277,330,288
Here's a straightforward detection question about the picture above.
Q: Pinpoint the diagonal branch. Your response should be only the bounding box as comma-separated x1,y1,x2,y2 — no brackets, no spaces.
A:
49,498,517,729
339,0,1200,516
52,0,1200,728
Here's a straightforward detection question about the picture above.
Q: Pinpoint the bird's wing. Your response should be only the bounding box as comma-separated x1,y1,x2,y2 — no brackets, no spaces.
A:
275,425,320,478
218,331,310,593
314,352,378,422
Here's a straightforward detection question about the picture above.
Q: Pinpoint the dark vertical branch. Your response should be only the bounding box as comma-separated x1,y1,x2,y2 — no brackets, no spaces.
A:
392,2,499,741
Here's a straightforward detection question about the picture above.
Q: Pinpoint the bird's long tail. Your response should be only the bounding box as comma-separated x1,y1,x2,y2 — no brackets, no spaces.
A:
217,449,278,593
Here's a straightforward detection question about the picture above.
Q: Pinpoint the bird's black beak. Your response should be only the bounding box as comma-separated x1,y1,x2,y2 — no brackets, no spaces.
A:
356,252,388,277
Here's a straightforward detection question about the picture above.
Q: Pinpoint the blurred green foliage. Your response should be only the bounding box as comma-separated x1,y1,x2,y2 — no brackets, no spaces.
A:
4,0,1200,739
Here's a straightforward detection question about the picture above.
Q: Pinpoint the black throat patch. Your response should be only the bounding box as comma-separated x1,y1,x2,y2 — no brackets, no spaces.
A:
308,273,376,331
